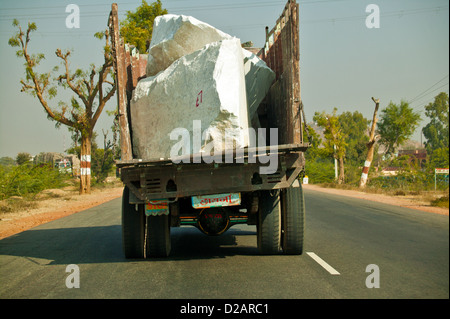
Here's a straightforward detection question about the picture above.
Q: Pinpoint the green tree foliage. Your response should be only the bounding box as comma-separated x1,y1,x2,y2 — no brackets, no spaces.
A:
16,152,32,166
422,92,449,152
0,157,15,166
338,111,370,165
428,147,449,169
422,92,449,170
304,159,335,184
377,100,421,158
91,148,115,183
106,109,121,160
305,111,374,185
313,108,347,184
302,124,323,161
120,0,168,53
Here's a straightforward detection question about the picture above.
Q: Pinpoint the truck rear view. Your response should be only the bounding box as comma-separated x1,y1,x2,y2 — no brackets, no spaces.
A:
108,0,308,258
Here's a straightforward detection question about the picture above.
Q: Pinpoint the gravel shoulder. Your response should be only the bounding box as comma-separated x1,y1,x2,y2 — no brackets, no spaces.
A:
0,186,123,240
0,183,447,240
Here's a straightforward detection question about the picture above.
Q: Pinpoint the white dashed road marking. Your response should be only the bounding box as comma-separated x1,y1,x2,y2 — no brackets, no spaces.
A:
307,252,340,275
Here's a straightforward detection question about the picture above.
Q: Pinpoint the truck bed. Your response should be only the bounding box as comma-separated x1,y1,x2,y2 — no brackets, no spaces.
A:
109,0,307,202
118,143,307,202
116,143,307,168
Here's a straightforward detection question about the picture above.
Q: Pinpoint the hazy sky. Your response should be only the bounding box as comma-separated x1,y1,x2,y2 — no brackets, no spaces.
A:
0,0,448,158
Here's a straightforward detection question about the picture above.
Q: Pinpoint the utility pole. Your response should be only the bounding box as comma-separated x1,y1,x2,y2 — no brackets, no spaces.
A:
359,97,380,188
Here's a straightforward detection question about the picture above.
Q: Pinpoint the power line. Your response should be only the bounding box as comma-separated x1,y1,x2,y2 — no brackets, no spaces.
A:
1,3,447,25
1,3,447,38
0,0,347,12
408,75,449,105
0,1,285,17
0,1,145,11
301,5,448,24
410,83,450,111
218,6,449,31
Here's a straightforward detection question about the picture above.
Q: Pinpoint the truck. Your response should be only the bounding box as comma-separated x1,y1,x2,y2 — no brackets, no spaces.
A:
108,0,309,258
33,152,79,175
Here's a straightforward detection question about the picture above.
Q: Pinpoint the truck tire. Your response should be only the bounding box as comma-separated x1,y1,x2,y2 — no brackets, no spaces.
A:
281,182,305,255
145,214,171,258
257,190,281,254
122,186,145,259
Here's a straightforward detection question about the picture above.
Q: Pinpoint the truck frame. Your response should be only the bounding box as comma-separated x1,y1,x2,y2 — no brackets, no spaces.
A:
108,0,309,258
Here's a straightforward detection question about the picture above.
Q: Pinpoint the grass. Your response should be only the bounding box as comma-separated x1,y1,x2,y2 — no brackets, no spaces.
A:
0,197,38,214
431,195,449,208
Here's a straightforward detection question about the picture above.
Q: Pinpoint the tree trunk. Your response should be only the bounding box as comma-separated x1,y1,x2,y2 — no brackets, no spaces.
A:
80,133,92,194
338,156,345,184
360,97,380,188
360,143,375,188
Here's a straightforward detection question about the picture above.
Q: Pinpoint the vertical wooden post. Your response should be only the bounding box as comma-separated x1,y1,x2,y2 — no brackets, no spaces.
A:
109,3,133,161
291,1,301,145
360,97,380,188
435,169,437,191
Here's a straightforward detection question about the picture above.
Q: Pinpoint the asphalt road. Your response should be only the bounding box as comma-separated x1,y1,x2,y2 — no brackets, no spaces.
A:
0,188,448,300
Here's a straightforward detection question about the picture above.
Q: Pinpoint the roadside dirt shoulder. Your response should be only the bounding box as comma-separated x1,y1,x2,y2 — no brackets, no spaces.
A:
0,186,123,240
303,184,449,216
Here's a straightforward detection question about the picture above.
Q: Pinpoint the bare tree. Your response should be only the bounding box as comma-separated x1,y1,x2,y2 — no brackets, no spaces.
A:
8,20,116,194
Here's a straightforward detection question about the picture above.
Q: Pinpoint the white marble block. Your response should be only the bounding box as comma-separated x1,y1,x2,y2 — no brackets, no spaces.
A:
146,14,275,124
146,14,233,77
243,49,275,126
131,38,249,160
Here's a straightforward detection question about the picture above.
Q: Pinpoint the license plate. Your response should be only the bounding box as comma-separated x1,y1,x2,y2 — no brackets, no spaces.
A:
191,193,241,209
145,201,169,216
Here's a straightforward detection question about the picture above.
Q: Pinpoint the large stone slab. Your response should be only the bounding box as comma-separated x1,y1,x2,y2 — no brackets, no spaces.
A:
131,38,249,160
146,14,274,125
243,49,275,127
146,14,233,77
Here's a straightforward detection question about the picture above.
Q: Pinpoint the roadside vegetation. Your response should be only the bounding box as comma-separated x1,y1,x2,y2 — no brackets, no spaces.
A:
7,1,167,195
0,161,69,213
303,92,449,208
0,146,121,214
0,162,68,201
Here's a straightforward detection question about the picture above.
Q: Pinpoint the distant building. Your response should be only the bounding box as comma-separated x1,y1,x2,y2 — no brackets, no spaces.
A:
398,149,427,168
380,167,401,176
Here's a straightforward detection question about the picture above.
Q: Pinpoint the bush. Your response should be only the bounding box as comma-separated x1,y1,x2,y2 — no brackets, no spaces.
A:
0,164,69,200
431,195,449,208
368,170,447,192
343,164,363,185
304,159,336,184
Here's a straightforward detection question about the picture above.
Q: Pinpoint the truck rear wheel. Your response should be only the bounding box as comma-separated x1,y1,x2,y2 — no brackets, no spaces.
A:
281,182,305,255
145,215,171,258
122,186,145,259
257,190,281,254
